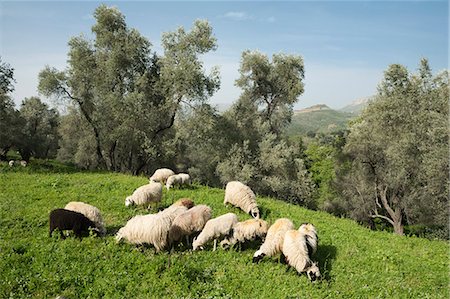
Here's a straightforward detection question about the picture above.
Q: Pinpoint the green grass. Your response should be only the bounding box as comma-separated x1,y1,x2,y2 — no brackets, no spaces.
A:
0,161,448,298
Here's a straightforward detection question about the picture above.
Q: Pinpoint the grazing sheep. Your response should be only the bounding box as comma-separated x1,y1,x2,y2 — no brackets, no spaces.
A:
64,201,106,235
220,218,269,249
298,223,318,256
8,160,14,167
49,209,98,239
192,213,238,251
149,168,175,184
168,204,212,246
282,228,321,281
166,173,191,190
116,205,188,252
20,160,27,167
172,198,194,209
125,182,162,209
224,181,260,219
253,218,294,263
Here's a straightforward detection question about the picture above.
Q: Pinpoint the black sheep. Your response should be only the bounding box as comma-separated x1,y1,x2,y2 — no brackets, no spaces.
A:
49,208,98,239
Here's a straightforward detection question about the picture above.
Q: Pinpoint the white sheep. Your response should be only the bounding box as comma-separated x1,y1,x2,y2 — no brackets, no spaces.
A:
64,201,106,235
116,205,188,252
253,218,294,263
224,181,260,219
282,226,321,281
149,168,175,184
8,160,14,167
20,160,27,167
168,204,212,246
192,213,238,251
220,218,269,249
166,173,191,190
125,182,162,209
298,223,318,256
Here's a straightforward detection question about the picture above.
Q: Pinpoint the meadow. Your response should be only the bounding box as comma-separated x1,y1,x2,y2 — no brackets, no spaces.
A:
0,162,448,298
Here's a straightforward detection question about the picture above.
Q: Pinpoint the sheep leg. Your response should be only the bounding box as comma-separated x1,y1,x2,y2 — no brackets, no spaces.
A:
59,229,66,239
280,253,287,265
213,239,217,251
185,236,190,247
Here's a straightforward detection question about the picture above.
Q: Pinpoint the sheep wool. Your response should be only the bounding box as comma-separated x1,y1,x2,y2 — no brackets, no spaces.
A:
224,181,260,219
282,229,321,281
172,198,194,209
49,208,98,239
149,168,175,183
125,182,162,208
64,201,106,235
168,204,212,245
221,218,269,248
166,173,191,190
192,213,238,250
298,223,318,256
253,218,294,263
115,205,188,252
8,160,14,167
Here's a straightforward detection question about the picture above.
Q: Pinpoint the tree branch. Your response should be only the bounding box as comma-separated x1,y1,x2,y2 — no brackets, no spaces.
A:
370,213,395,226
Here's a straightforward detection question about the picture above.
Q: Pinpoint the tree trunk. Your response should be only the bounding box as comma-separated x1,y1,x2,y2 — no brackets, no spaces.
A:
393,221,404,235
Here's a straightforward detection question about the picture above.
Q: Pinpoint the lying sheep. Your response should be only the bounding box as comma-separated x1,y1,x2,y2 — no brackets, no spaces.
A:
125,182,162,209
64,201,106,235
49,208,98,239
8,160,14,167
192,213,238,251
166,173,191,190
253,218,294,263
282,225,321,281
220,218,269,249
116,205,188,252
224,181,260,219
168,204,212,247
149,168,175,184
20,160,27,167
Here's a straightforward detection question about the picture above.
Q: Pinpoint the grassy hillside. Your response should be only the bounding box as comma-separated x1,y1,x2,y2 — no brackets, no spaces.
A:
286,109,354,136
0,163,448,298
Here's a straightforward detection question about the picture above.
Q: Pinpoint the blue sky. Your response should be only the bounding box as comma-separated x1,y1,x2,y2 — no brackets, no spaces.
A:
1,1,448,110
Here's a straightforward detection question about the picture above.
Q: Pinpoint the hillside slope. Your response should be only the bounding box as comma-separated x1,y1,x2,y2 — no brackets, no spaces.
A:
0,166,448,298
287,107,354,136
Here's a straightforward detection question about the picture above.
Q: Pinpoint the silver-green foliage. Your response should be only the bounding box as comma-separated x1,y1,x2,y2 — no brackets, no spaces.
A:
38,5,219,173
343,59,449,236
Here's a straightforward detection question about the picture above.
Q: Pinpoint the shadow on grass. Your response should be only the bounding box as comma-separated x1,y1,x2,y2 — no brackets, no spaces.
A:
258,205,271,219
315,244,337,282
105,225,123,236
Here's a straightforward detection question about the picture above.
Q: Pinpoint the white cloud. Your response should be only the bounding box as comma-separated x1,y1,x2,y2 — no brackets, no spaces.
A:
223,11,254,21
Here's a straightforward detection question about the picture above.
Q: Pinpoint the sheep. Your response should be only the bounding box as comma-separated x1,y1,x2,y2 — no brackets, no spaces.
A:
149,168,175,184
192,213,238,251
8,160,14,167
282,227,321,281
168,204,212,246
49,208,98,239
116,205,188,252
20,160,27,167
224,181,260,219
220,218,269,249
64,201,106,235
298,223,318,256
125,182,162,209
166,173,191,190
252,218,294,263
171,198,194,209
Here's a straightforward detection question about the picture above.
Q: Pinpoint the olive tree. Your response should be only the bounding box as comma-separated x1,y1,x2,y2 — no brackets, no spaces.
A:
343,59,449,236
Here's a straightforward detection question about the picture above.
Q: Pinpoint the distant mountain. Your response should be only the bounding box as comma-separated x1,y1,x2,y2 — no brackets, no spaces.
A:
339,96,373,114
286,104,354,136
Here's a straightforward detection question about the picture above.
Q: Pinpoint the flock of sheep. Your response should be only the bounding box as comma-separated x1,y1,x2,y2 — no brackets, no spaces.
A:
49,168,321,281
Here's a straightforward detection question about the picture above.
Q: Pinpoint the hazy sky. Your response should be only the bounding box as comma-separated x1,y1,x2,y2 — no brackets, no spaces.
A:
1,1,448,110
